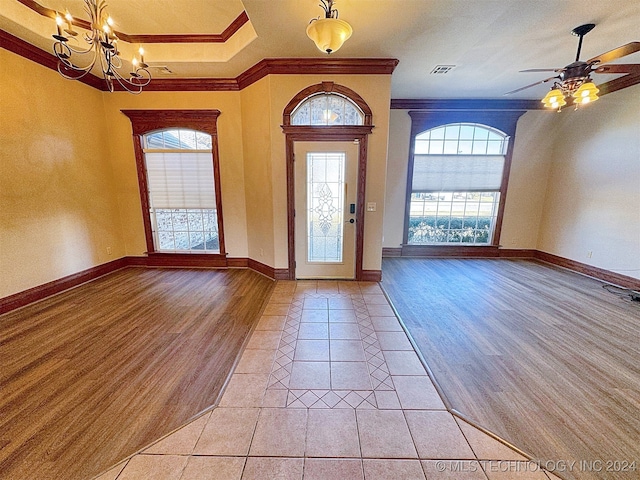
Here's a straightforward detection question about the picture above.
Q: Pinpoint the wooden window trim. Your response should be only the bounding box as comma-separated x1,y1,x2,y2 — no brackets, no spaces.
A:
121,109,226,256
403,110,527,250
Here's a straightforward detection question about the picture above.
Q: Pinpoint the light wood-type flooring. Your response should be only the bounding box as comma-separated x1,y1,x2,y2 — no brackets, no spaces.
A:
381,258,640,480
0,267,274,480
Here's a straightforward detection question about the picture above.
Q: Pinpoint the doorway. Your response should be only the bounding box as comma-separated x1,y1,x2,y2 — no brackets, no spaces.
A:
294,141,359,279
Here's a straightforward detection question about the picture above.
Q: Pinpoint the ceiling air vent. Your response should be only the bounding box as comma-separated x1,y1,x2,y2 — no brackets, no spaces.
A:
430,65,456,75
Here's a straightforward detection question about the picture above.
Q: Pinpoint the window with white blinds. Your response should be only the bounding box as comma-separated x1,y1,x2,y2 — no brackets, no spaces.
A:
407,123,509,245
143,129,220,253
145,152,217,209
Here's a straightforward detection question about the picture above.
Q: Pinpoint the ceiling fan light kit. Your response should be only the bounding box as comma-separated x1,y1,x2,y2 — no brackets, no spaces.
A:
307,0,352,54
507,23,640,111
51,0,151,93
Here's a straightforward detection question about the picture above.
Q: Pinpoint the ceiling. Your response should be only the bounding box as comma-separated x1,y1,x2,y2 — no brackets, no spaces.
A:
2,0,639,99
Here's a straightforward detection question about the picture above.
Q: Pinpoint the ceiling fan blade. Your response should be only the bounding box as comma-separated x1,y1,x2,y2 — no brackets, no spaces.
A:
587,42,640,64
594,63,640,74
504,76,558,95
520,68,564,73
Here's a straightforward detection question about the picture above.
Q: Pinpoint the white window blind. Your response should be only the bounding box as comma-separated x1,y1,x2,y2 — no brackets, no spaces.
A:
145,152,216,208
412,154,505,192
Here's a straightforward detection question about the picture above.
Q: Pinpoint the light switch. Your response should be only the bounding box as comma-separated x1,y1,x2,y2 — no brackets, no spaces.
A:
367,202,377,212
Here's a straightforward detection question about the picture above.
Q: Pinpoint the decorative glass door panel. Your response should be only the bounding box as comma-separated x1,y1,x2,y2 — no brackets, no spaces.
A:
307,152,345,263
295,142,358,279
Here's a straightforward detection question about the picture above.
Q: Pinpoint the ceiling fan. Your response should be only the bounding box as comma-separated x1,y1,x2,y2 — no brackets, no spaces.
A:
506,24,640,109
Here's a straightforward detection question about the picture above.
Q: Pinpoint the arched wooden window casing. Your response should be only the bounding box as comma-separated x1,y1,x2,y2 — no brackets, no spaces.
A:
282,82,375,280
122,110,226,259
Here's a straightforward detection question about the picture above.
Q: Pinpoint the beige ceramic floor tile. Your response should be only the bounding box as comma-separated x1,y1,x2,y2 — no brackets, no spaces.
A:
422,460,488,479
93,462,127,480
376,331,413,350
261,388,289,407
330,340,366,361
306,409,361,457
362,294,389,305
370,316,404,332
303,458,364,480
330,361,372,390
363,459,426,480
289,361,331,389
359,282,383,294
456,419,528,461
245,330,281,350
263,304,290,316
297,323,329,339
255,315,287,331
328,297,355,309
235,349,276,374
482,462,549,479
193,407,259,455
383,351,427,375
117,454,187,480
373,390,402,409
404,411,475,459
366,304,396,317
392,375,446,410
304,298,329,309
328,310,358,322
300,310,329,322
329,323,361,340
219,374,269,407
316,281,340,293
268,293,294,304
181,456,245,480
249,409,308,457
293,340,330,361
242,457,304,480
144,413,210,455
357,409,418,458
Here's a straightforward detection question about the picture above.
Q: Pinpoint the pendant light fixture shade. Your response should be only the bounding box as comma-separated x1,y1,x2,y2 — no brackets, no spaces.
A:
306,0,352,54
307,18,352,54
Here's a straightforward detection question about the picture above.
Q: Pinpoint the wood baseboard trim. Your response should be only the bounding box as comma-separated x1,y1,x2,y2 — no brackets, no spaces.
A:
398,245,501,257
0,258,129,315
498,248,537,258
382,247,402,257
360,270,382,282
534,250,640,290
144,253,228,268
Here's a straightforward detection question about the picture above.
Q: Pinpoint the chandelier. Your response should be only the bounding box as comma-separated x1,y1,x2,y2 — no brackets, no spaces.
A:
52,0,151,93
306,0,352,54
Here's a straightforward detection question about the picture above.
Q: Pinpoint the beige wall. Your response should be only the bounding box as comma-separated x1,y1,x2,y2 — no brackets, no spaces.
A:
0,50,124,298
382,109,557,249
240,76,275,266
537,86,640,280
102,89,250,258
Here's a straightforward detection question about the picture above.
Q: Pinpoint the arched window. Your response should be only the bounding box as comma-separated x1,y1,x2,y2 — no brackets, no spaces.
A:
407,123,509,245
142,128,221,253
291,93,364,126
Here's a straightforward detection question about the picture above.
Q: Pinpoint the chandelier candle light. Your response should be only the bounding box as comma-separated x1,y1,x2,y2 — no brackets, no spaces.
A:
306,0,352,54
52,0,151,93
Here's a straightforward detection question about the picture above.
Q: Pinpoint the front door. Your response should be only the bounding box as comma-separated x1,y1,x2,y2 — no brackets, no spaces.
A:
294,141,358,279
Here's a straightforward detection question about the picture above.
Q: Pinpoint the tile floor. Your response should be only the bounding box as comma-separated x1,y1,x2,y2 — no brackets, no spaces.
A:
95,281,561,480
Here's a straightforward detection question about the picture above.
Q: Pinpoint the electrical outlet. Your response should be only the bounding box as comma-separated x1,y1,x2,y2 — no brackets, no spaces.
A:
367,202,376,212
260,248,264,257
587,251,593,258
106,246,112,255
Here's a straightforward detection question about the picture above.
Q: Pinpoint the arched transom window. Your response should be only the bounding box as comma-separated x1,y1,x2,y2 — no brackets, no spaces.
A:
407,123,509,245
291,93,364,126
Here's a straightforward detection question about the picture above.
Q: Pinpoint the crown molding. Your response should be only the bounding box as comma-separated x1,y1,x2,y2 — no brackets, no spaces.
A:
16,0,249,44
1,30,399,91
390,98,544,111
0,29,107,90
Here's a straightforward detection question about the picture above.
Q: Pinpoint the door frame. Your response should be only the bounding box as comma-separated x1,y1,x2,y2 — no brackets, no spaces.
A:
281,82,374,281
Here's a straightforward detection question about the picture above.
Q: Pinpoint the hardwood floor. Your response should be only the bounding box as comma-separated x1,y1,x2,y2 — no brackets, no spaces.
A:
382,258,640,480
0,267,274,480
